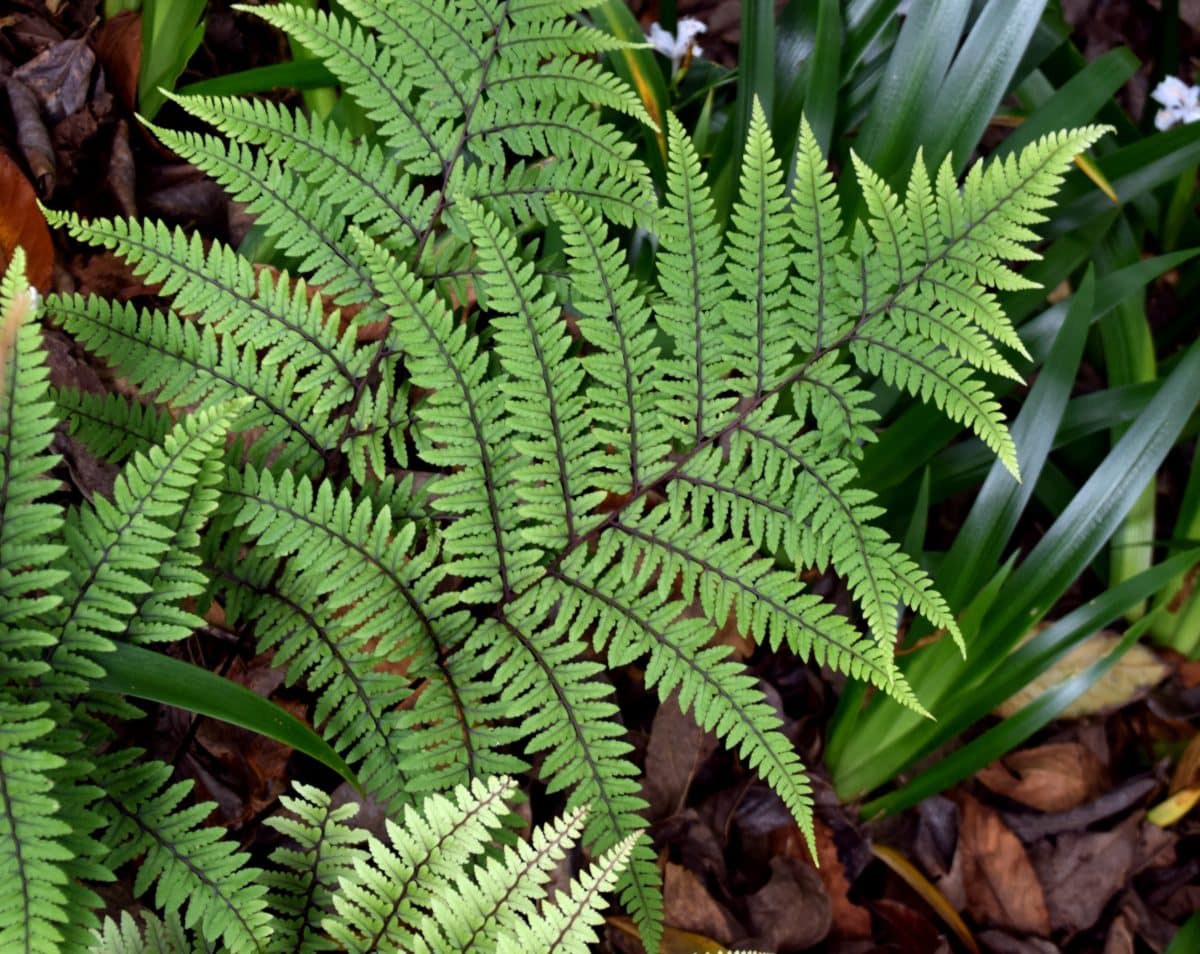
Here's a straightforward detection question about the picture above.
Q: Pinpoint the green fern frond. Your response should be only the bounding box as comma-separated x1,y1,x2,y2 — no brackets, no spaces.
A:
44,401,241,695
32,0,1107,944
726,101,795,398
493,834,635,954
325,775,517,952
481,605,664,947
0,256,64,679
95,751,272,952
0,702,72,954
655,113,735,445
262,782,368,953
355,237,531,601
56,389,172,465
45,212,369,398
90,910,200,954
49,296,332,469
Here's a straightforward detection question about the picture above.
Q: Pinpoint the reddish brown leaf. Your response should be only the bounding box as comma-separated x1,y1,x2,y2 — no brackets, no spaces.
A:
870,899,949,954
0,150,54,290
977,743,1108,813
190,654,296,825
810,820,872,939
93,11,140,111
955,793,1051,936
107,118,137,218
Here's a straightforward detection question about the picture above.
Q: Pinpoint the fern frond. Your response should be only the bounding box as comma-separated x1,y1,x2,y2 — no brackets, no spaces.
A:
56,389,171,465
44,401,241,695
462,197,604,550
0,257,64,678
655,113,735,445
49,296,332,468
848,325,1017,473
726,100,794,398
551,194,671,493
554,551,817,848
481,606,663,947
494,834,636,954
0,701,71,954
324,775,517,952
96,751,272,952
356,237,531,601
791,117,851,352
229,468,515,795
165,90,433,253
90,910,200,954
45,212,368,398
262,782,368,953
419,798,588,951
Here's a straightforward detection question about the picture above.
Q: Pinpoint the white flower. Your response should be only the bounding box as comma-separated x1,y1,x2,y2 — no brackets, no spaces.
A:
646,17,706,74
1151,75,1200,131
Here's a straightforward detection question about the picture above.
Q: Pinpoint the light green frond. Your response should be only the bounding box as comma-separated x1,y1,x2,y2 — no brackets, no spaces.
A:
44,401,241,695
355,236,531,601
0,702,71,954
0,257,64,678
244,4,453,174
90,910,200,954
95,751,271,953
48,295,333,469
494,834,636,954
726,99,794,397
551,194,671,493
262,783,368,953
479,605,663,948
656,112,735,445
461,197,603,550
165,90,433,252
324,775,517,952
849,327,1018,476
790,116,851,352
555,551,816,851
144,123,380,308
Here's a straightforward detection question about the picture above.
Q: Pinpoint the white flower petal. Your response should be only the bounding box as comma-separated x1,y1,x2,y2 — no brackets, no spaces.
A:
646,22,677,58
1151,75,1192,108
1155,106,1180,131
675,17,708,48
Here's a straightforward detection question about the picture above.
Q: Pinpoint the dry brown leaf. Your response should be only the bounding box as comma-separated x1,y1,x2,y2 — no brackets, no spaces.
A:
663,862,740,943
13,36,95,123
1029,812,1173,934
977,743,1108,813
995,633,1168,719
0,150,54,290
955,793,1050,936
643,691,719,820
4,78,55,197
742,856,832,951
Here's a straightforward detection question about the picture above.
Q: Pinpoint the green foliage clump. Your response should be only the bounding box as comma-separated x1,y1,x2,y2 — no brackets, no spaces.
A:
0,0,1104,949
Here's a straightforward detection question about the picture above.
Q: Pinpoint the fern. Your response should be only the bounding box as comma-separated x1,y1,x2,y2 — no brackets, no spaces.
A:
0,0,1106,948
